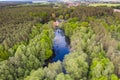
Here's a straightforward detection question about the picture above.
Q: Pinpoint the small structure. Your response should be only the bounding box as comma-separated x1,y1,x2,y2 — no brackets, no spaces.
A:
53,20,60,29
53,20,65,29
32,0,49,4
114,9,120,13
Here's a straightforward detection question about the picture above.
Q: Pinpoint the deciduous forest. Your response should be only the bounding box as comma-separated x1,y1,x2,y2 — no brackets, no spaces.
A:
0,4,120,80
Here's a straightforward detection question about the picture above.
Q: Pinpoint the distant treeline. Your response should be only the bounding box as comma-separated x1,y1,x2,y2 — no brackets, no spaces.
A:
0,2,32,8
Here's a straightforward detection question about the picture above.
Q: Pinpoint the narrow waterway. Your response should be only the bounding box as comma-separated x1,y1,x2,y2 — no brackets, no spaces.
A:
52,28,70,62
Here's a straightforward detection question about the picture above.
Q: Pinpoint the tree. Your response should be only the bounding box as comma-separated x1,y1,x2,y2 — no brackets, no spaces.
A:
25,68,44,80
55,73,73,80
110,74,118,80
0,44,9,60
52,13,56,19
44,61,62,80
89,58,114,80
65,14,69,20
64,52,88,79
58,15,63,19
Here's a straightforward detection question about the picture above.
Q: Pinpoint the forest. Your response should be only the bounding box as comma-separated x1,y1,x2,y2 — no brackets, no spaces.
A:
0,4,120,80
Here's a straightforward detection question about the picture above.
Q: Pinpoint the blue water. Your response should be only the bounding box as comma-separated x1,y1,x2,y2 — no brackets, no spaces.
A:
52,28,70,62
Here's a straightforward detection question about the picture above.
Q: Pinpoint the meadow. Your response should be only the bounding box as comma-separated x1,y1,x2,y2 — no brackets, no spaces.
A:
89,3,120,7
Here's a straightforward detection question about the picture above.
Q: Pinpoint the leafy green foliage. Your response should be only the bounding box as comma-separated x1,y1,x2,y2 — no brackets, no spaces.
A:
55,73,73,80
64,52,88,79
0,23,54,80
0,45,9,61
110,74,119,80
0,5,120,80
25,68,44,80
30,23,43,39
24,61,62,80
62,20,80,37
89,16,120,76
89,58,114,80
117,42,120,51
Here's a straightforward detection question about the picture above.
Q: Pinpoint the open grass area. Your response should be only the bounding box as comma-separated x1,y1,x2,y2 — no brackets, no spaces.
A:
89,3,120,7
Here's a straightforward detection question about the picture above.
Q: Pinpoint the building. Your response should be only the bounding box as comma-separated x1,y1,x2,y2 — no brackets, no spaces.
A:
32,0,48,4
114,9,120,13
66,2,80,8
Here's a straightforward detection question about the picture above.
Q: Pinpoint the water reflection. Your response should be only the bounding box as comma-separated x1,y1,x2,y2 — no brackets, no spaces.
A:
52,28,70,62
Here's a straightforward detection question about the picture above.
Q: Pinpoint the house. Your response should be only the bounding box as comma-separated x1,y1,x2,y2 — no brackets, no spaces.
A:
114,9,120,13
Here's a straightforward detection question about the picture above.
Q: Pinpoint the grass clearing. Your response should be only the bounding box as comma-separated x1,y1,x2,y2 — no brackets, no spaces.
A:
89,3,120,7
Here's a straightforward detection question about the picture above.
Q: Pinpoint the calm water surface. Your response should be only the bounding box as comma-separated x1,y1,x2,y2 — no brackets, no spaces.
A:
52,28,70,62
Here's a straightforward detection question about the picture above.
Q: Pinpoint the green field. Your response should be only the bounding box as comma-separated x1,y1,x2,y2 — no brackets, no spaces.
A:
89,3,120,7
